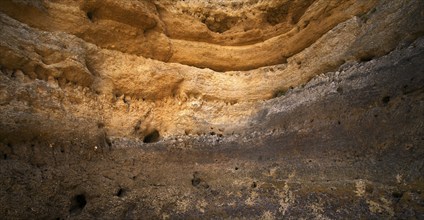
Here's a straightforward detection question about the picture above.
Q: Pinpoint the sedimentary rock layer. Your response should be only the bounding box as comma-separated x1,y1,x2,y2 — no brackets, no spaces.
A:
0,0,424,218
0,0,381,71
1,37,423,219
1,0,423,137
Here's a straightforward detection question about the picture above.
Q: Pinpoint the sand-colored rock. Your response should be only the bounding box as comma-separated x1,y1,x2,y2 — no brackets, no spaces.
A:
1,0,423,138
1,36,423,219
0,0,424,218
0,0,380,71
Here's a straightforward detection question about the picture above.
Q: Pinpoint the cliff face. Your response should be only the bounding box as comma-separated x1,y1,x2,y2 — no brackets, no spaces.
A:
0,0,424,219
1,0,423,139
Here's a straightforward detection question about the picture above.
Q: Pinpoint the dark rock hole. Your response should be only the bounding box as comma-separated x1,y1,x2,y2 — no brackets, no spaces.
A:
86,11,94,21
251,182,257,188
336,87,343,94
235,167,239,170
392,191,403,199
382,96,391,104
97,122,104,129
116,188,126,197
69,194,87,215
192,176,201,187
3,154,7,160
360,55,374,62
143,129,160,143
191,172,209,188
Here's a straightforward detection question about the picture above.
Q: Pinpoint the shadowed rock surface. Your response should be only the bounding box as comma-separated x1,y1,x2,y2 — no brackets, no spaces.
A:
0,0,423,219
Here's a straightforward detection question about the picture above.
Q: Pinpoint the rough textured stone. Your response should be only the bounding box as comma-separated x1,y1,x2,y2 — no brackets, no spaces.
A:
1,0,423,137
0,0,423,219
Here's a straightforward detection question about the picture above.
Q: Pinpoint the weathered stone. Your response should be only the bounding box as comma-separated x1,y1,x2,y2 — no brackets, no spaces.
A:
0,0,423,219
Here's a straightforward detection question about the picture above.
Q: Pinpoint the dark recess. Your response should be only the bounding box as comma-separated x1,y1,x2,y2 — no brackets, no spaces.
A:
192,175,201,187
69,194,87,215
191,172,209,188
86,11,94,21
382,96,391,104
360,55,374,62
392,191,403,202
116,188,126,197
97,122,105,129
143,130,160,143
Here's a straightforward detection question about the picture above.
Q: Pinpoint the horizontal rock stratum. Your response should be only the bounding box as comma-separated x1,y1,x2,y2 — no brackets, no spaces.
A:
0,0,424,219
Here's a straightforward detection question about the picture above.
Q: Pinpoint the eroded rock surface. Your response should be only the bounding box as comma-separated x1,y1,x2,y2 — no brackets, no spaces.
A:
0,0,423,219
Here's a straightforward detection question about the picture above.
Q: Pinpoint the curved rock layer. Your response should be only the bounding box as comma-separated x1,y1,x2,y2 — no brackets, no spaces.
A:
0,0,424,219
1,0,423,137
0,0,380,71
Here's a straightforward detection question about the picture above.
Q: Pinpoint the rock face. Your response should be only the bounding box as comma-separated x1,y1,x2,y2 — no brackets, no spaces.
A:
0,0,423,219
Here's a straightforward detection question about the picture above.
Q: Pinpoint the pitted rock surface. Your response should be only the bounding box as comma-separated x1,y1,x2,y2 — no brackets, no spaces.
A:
0,0,423,219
